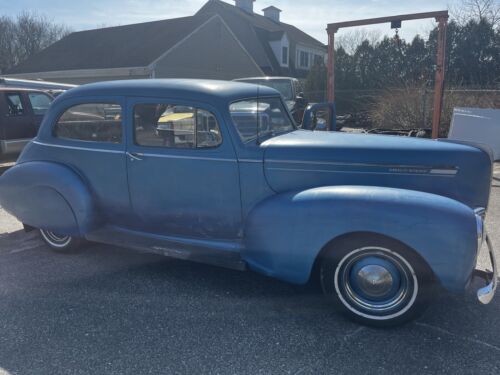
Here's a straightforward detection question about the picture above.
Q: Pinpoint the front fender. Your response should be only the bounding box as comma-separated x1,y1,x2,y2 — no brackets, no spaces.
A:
0,161,97,236
243,186,477,293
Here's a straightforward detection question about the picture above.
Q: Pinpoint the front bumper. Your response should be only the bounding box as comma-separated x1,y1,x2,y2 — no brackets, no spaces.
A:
475,232,498,304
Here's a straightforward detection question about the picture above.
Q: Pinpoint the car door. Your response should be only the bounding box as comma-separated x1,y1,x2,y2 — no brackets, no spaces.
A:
3,91,35,140
125,97,242,239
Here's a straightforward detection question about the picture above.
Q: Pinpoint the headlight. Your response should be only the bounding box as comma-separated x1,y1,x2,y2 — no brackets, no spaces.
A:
475,208,486,249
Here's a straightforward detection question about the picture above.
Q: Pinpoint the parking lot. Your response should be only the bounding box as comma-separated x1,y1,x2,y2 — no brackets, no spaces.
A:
0,167,499,374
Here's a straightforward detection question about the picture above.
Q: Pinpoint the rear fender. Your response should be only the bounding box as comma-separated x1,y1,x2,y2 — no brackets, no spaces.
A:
243,185,477,293
0,161,97,236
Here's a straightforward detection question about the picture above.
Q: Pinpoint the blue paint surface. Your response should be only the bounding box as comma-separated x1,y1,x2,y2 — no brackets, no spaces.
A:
0,79,493,293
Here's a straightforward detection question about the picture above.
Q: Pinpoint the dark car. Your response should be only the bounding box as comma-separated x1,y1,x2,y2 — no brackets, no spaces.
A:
234,77,307,124
0,88,54,156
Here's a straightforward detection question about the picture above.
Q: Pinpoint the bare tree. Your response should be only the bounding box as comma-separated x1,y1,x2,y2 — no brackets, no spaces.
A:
0,17,17,74
335,29,382,54
15,12,71,63
451,0,500,28
0,11,70,74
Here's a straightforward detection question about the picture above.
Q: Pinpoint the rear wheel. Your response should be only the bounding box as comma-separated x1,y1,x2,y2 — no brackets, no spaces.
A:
320,234,433,327
39,229,83,253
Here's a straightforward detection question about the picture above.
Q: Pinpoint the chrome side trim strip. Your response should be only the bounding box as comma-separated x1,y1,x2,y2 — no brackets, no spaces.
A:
33,141,238,162
266,159,459,175
238,159,262,163
430,169,458,175
32,140,125,154
139,153,237,163
266,167,457,178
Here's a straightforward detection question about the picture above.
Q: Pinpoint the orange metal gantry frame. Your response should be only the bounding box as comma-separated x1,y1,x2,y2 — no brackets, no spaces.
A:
327,11,449,138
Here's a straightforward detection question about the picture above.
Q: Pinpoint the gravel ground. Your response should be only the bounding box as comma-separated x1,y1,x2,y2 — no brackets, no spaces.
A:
0,167,499,374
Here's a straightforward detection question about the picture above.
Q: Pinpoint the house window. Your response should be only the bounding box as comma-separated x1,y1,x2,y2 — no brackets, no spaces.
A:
134,104,222,149
282,46,288,65
54,103,123,143
299,50,309,69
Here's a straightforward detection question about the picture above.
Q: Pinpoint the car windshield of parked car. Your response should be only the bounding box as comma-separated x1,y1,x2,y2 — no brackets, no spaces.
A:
28,93,53,115
230,97,295,143
240,80,294,101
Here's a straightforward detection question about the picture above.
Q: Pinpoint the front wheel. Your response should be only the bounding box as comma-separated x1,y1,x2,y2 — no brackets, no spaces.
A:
320,234,433,327
39,229,83,253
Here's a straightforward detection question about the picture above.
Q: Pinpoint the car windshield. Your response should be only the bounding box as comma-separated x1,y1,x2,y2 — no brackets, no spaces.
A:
239,79,294,101
230,97,296,143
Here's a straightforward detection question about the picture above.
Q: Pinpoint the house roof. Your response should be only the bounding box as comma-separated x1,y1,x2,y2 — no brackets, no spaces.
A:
8,13,213,74
8,0,326,76
198,1,325,48
197,0,326,74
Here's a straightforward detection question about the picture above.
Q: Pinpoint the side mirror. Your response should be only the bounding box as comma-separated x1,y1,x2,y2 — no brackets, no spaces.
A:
301,102,337,131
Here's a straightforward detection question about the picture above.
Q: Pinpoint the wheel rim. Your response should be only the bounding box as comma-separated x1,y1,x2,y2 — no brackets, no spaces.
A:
334,247,418,321
40,229,72,248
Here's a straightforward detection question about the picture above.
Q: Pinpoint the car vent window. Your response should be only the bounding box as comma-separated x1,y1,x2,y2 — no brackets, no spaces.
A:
134,104,222,149
54,103,123,143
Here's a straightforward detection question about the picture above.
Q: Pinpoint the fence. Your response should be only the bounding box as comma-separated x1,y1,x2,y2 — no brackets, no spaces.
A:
303,88,500,136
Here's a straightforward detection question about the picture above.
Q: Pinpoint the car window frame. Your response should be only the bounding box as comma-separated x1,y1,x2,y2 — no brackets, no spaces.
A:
4,92,28,117
51,100,125,146
129,98,225,152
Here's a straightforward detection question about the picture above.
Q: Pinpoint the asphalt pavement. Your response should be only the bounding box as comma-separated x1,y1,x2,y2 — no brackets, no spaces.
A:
0,168,499,374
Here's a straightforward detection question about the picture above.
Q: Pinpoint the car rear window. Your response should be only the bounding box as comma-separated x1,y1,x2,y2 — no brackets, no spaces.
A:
54,103,123,143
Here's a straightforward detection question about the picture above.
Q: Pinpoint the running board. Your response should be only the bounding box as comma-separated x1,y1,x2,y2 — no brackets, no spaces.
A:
86,226,247,271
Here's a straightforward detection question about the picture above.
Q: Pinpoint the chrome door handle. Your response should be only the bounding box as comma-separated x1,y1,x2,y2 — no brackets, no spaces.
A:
127,152,143,161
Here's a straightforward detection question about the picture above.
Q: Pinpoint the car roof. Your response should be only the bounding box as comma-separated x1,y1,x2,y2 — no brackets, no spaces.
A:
234,77,297,81
58,79,280,103
0,87,52,94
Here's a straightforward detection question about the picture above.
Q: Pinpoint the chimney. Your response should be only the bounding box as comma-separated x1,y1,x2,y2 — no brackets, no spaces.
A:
262,6,281,22
234,0,255,14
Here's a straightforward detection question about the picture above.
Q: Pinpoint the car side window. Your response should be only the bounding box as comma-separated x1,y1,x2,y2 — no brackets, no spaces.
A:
54,103,123,143
28,93,53,115
134,104,222,149
6,94,25,116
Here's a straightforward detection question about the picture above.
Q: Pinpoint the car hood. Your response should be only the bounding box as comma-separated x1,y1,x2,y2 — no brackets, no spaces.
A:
262,130,492,209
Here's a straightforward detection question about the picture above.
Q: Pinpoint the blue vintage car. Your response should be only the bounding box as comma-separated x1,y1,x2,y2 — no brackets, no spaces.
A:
0,79,496,326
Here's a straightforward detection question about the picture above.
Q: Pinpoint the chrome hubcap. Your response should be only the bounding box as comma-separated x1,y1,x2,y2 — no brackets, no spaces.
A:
356,265,394,298
334,247,418,320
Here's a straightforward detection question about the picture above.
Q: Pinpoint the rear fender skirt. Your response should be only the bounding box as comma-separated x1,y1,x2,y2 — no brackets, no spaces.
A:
0,161,97,236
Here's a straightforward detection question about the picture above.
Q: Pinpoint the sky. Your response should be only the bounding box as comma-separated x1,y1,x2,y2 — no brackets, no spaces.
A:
1,0,454,44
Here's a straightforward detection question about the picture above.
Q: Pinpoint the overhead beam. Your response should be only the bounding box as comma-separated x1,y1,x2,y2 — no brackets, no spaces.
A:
327,11,448,32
